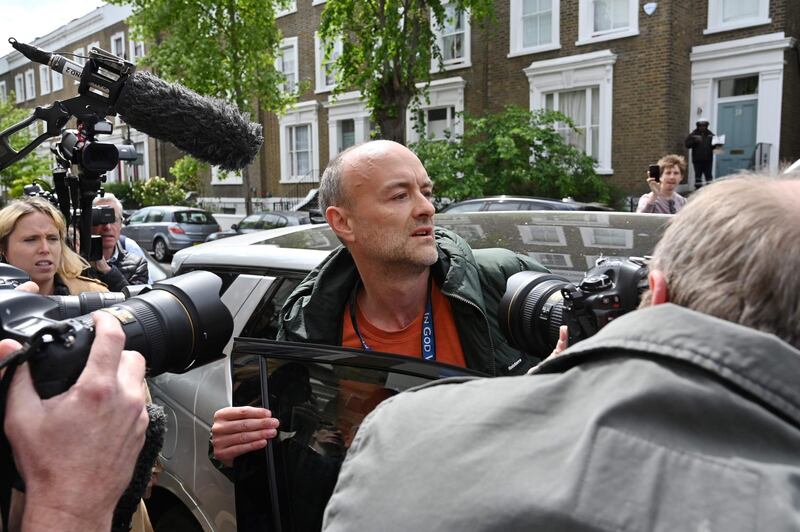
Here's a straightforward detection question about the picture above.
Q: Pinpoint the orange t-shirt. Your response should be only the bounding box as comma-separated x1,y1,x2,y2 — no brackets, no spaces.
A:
341,283,466,368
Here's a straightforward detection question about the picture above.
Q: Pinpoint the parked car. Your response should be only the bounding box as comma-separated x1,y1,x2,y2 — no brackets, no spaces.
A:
147,210,669,532
205,211,312,242
122,206,220,262
439,195,613,213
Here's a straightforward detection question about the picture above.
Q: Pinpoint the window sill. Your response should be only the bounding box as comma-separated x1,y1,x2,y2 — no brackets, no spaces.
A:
430,60,472,74
211,181,243,186
280,177,320,184
594,167,614,176
576,29,638,47
703,18,771,35
508,43,561,59
315,86,334,95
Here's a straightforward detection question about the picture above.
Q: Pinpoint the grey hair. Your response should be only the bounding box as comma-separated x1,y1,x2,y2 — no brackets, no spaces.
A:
642,173,800,349
93,192,124,219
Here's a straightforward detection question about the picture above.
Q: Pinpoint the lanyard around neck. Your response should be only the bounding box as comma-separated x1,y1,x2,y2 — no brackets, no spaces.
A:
348,277,436,361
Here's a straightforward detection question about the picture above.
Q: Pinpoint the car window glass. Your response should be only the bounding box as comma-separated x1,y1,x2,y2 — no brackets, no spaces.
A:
444,202,483,213
524,202,555,211
238,215,264,230
146,210,164,222
241,278,303,339
232,354,432,532
486,201,525,211
262,214,288,229
175,210,213,224
129,210,147,223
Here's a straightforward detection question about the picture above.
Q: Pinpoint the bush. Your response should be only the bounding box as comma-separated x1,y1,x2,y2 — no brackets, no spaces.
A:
412,105,612,205
130,176,190,206
103,182,138,209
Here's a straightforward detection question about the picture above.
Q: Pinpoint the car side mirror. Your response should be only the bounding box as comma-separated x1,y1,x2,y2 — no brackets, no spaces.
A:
231,223,239,231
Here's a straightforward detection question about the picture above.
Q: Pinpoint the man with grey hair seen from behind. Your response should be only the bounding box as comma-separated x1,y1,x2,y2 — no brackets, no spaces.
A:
321,173,800,532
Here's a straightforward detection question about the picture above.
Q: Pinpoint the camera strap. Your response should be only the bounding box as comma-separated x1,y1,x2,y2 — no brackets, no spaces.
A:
348,276,437,361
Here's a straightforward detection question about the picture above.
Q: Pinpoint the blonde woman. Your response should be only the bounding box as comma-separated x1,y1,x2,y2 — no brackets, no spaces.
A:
0,197,106,295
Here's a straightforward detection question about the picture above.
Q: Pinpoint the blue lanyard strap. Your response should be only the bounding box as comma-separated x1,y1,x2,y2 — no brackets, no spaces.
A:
349,277,436,360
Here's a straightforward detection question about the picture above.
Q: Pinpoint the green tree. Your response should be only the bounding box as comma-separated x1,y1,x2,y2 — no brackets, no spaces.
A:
412,106,613,205
319,0,493,144
130,175,188,206
0,93,53,199
114,0,296,213
169,155,209,194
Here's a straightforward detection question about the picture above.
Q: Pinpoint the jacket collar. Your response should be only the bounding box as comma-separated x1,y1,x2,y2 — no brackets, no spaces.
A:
536,304,800,427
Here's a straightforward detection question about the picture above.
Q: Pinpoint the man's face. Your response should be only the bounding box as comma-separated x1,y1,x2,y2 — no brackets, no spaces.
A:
339,142,437,270
659,165,682,192
92,201,122,253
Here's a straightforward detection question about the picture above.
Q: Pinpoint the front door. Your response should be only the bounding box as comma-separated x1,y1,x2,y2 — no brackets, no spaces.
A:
715,99,757,178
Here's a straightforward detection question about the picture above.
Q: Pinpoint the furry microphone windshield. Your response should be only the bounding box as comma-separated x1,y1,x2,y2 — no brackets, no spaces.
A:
116,72,264,171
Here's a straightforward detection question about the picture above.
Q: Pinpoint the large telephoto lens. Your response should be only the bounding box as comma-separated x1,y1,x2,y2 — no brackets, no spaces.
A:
97,270,233,375
499,272,573,357
49,291,128,317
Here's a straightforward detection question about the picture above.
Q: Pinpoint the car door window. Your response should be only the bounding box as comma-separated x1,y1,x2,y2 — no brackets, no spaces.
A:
487,201,526,211
238,215,264,230
128,210,148,224
261,214,289,230
231,342,480,532
241,277,304,339
146,210,164,222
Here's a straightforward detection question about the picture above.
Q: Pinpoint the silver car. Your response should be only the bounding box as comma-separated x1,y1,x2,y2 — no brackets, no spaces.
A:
145,210,669,532
122,206,221,262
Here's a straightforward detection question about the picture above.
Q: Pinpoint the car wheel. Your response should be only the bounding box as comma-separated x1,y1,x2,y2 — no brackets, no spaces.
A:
153,238,171,263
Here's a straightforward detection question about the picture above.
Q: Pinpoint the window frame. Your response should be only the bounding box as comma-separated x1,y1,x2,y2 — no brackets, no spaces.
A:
277,37,299,94
705,0,771,34
406,77,466,144
431,3,472,71
72,48,85,84
38,65,51,95
0,81,6,103
276,0,297,17
279,100,320,184
524,50,616,174
576,0,639,46
544,87,601,164
509,0,561,58
315,33,342,93
14,74,24,103
324,91,372,160
24,69,35,101
51,70,63,92
110,32,126,59
130,40,145,63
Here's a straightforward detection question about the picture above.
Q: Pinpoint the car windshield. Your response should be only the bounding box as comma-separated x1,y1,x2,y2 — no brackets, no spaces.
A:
174,211,213,224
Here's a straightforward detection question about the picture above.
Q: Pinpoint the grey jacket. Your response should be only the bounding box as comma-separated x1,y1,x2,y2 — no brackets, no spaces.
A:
323,304,800,531
277,227,548,375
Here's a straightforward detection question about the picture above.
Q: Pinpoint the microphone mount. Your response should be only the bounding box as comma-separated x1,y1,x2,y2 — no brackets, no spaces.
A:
0,39,137,262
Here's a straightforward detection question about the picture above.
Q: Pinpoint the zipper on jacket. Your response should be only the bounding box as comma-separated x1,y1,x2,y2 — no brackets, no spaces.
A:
442,290,496,376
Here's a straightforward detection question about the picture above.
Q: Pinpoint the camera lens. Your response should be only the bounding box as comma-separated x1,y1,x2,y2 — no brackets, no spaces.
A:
499,271,573,357
49,292,127,318
99,270,233,375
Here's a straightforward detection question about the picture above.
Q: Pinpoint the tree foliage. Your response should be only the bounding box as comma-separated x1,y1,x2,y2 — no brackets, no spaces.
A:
0,93,53,199
319,0,493,144
113,0,296,212
169,155,208,193
411,106,612,205
129,175,188,206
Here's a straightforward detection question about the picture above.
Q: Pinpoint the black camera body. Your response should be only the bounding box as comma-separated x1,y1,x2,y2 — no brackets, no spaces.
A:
500,258,649,357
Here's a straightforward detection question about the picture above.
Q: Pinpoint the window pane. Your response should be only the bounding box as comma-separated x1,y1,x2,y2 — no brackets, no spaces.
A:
522,0,552,48
339,119,355,151
594,0,629,33
426,107,453,140
440,4,465,62
295,125,309,151
722,0,759,22
718,75,759,97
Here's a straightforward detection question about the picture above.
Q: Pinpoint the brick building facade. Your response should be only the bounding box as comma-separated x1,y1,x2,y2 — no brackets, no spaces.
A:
2,1,799,211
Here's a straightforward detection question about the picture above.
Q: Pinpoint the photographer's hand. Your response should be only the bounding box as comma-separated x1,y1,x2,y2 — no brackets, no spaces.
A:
3,312,149,532
91,258,112,274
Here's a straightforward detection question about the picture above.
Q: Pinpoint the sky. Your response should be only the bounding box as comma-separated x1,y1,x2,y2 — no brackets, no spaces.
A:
0,1,107,58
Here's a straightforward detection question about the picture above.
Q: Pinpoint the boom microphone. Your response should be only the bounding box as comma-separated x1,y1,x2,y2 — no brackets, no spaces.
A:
9,38,263,171
116,71,263,171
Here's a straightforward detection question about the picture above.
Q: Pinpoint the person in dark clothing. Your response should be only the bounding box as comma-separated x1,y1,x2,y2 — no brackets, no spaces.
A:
85,194,148,291
684,119,716,188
